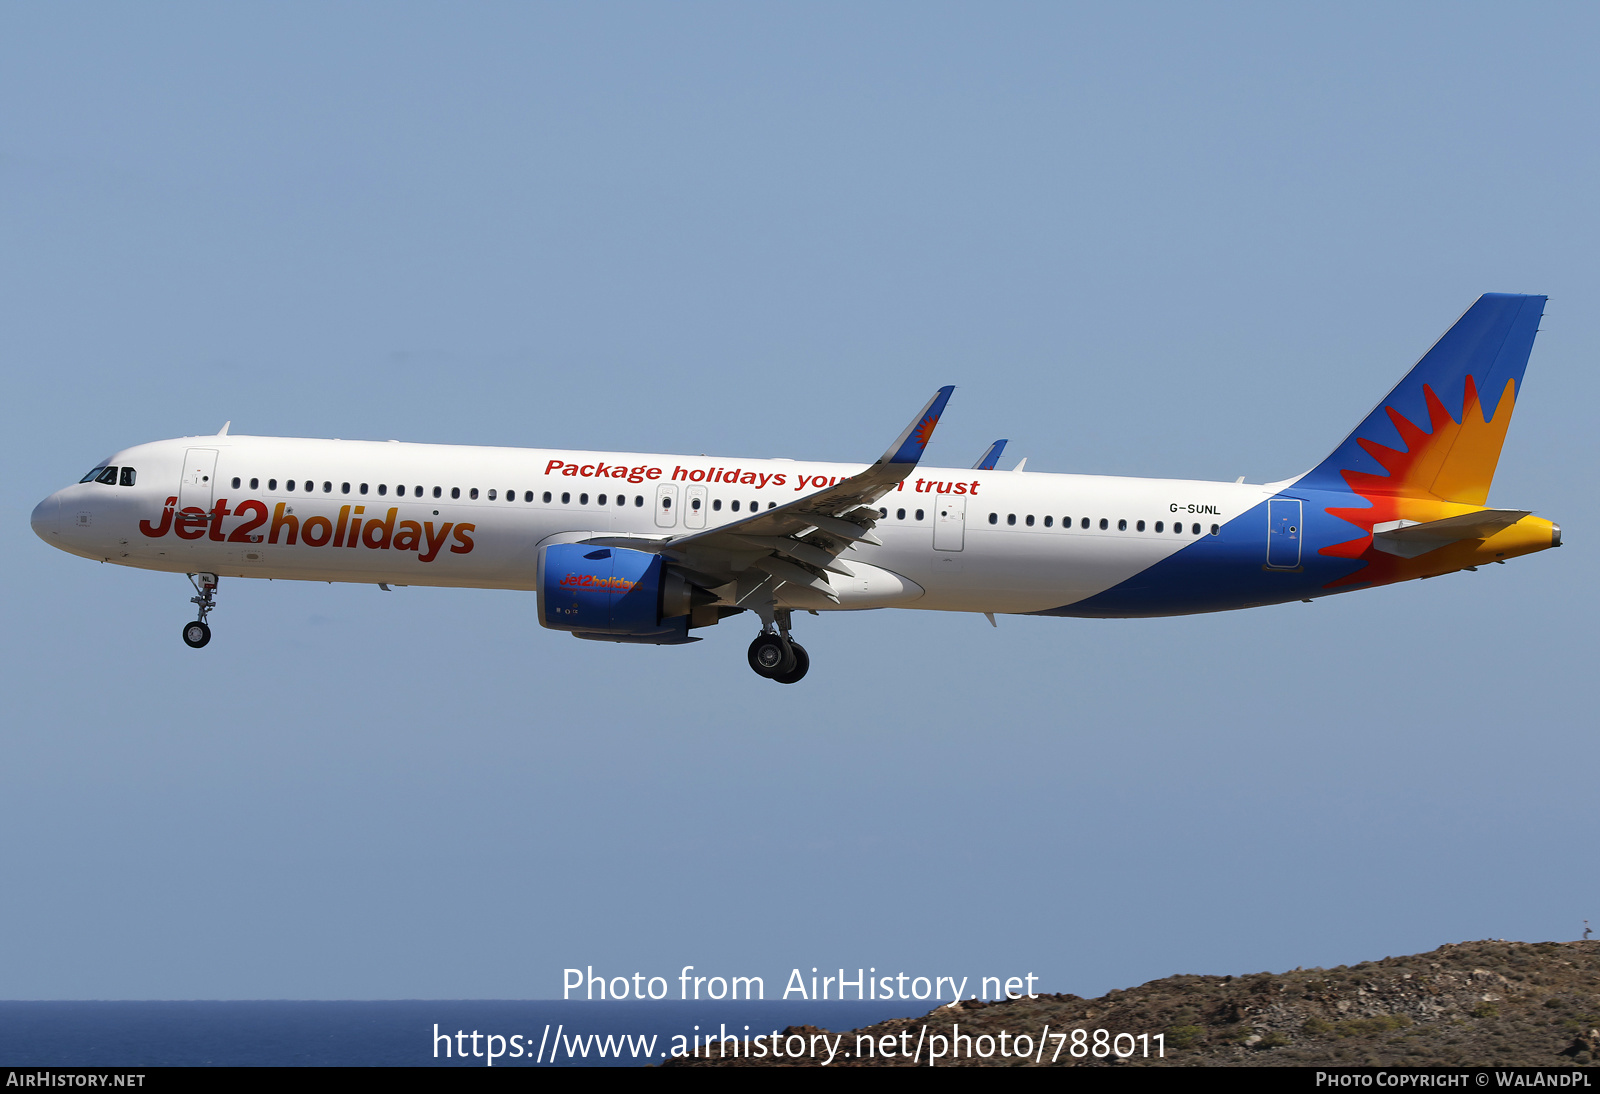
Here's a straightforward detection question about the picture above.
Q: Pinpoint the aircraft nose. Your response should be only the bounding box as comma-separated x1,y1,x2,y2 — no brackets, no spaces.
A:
30,494,59,541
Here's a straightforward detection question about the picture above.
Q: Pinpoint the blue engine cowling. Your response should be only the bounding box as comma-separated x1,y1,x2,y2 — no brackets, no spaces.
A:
537,543,693,644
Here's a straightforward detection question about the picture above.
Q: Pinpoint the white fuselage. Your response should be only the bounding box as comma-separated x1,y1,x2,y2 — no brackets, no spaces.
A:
33,434,1275,616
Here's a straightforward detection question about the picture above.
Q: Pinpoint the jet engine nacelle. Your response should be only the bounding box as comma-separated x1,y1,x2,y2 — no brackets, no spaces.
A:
537,543,707,644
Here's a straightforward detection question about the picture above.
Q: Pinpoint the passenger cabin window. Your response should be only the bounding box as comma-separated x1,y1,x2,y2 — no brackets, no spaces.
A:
268,479,278,490
731,501,741,512
359,483,368,494
379,484,388,495
915,509,924,521
433,487,442,498
1210,524,1220,535
1117,519,1127,531
542,491,552,503
1191,523,1201,535
1099,518,1108,530
1080,517,1089,529
525,491,534,502
713,499,722,511
341,482,351,494
451,488,460,499
635,496,644,507
1155,521,1164,532
1025,515,1035,526
561,492,570,504
322,482,332,493
232,477,241,489
988,513,997,524
1043,516,1052,527
897,508,906,520
488,489,497,500
469,488,479,500
1007,514,1016,526
1137,520,1145,532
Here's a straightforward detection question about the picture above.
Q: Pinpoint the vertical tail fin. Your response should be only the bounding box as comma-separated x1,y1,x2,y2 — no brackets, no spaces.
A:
1295,293,1546,504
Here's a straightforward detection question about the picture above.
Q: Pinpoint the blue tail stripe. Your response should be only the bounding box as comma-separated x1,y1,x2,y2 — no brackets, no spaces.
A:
1295,293,1545,493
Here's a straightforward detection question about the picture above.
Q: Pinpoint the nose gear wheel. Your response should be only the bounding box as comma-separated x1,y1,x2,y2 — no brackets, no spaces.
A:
182,573,219,649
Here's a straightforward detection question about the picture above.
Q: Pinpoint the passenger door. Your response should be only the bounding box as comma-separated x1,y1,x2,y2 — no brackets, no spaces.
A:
179,449,218,512
1266,497,1302,569
932,494,966,552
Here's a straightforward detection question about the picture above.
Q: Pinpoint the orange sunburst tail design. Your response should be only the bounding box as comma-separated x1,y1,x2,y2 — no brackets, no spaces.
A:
1289,294,1545,590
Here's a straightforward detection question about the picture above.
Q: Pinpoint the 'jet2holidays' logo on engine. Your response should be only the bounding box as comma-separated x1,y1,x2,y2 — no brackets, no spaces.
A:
138,498,475,562
559,573,636,593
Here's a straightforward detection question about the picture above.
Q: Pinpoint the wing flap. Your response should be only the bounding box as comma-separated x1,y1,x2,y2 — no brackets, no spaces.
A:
751,555,839,601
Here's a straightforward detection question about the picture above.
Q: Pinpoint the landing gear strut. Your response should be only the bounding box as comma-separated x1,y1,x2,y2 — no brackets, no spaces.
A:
182,573,218,648
746,608,809,684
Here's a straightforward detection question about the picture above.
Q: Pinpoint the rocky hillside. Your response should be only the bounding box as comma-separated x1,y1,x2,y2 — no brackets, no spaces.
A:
664,940,1599,1067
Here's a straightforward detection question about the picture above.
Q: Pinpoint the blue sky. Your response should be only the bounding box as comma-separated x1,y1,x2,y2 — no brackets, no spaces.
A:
2,2,1596,1000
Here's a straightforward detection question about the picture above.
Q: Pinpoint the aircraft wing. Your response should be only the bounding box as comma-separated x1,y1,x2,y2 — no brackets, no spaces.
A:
972,439,1008,471
593,386,953,603
1371,509,1531,559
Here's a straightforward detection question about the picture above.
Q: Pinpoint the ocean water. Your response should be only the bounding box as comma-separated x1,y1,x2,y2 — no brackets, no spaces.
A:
0,1000,922,1067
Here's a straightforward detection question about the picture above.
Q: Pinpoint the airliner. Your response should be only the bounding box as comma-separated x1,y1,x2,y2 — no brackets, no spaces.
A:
30,294,1559,683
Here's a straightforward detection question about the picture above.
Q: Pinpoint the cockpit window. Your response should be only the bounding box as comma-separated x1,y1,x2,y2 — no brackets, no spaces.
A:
120,467,136,486
80,467,108,483
95,467,120,485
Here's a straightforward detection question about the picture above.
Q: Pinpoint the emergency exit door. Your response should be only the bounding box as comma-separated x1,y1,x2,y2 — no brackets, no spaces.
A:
655,483,679,528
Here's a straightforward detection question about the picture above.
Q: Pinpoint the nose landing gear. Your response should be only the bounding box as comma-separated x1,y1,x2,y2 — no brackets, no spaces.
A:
182,573,218,648
746,609,810,684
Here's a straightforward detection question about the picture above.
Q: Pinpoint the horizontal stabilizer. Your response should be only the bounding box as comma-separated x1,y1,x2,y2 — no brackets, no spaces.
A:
1371,509,1530,558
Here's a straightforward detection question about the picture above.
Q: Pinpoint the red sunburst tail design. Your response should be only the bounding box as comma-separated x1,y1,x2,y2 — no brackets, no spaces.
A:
1319,375,1516,589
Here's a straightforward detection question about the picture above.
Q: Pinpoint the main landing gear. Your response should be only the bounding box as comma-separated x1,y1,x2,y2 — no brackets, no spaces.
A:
746,609,809,684
182,573,218,648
